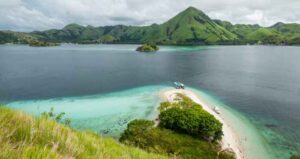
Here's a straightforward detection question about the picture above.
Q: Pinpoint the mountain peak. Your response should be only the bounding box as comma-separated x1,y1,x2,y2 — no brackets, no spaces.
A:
271,22,285,28
182,6,205,15
178,6,210,21
164,6,210,25
63,23,84,30
160,6,237,44
185,6,199,12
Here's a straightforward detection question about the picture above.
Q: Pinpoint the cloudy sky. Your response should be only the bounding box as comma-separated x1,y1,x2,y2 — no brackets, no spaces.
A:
0,0,300,31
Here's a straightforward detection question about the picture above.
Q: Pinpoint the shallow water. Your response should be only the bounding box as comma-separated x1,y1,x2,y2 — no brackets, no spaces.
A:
8,85,163,138
1,44,300,158
190,88,274,159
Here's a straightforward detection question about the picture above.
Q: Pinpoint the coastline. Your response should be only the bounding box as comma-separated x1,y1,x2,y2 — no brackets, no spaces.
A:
159,88,244,159
6,84,277,159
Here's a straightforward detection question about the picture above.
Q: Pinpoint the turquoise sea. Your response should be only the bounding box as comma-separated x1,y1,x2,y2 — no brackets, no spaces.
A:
1,44,300,158
8,85,163,138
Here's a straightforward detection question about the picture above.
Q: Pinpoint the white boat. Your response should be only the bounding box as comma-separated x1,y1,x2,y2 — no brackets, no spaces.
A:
174,82,185,89
213,107,221,114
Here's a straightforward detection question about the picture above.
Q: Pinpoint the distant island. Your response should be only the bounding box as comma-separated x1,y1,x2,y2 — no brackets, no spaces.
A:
0,6,300,46
29,40,60,47
136,43,159,52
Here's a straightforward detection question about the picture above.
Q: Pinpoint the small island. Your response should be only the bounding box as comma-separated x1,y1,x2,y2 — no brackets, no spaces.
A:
29,40,60,47
136,43,159,52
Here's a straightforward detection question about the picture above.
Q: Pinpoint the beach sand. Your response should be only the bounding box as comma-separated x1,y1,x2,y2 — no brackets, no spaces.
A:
159,88,245,159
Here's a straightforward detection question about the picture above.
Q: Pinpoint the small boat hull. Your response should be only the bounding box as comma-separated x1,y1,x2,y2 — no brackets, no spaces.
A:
213,107,221,114
174,82,185,89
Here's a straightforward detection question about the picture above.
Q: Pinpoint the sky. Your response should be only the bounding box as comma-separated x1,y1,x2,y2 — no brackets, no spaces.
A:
0,0,300,31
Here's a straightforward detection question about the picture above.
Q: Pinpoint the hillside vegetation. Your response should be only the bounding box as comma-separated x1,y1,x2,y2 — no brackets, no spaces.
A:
120,94,234,159
120,120,233,159
136,43,159,52
1,6,300,45
158,94,223,141
0,107,167,159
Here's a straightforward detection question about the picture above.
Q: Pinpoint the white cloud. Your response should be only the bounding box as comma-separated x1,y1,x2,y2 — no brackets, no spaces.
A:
0,0,299,31
246,10,264,22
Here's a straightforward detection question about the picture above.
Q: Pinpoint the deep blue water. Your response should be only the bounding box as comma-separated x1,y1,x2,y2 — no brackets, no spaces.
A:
0,44,300,158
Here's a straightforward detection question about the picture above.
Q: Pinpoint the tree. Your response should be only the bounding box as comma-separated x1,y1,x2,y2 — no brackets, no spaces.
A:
291,154,300,159
120,119,154,145
159,105,223,141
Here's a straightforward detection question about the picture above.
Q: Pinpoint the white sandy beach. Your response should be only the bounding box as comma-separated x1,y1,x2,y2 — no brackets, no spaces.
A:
159,88,245,159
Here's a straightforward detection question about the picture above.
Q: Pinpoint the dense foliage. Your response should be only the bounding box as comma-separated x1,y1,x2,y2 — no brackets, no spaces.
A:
0,31,38,44
158,93,200,111
1,6,300,45
291,154,300,159
120,119,234,159
158,94,223,141
29,40,60,47
0,107,166,159
136,43,159,52
120,94,231,159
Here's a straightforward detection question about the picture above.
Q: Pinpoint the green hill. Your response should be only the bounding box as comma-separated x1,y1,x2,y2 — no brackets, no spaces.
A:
0,7,238,45
215,20,294,45
214,20,261,40
270,22,300,45
1,6,300,45
0,107,167,159
159,7,237,44
0,31,38,44
245,28,285,44
271,22,300,36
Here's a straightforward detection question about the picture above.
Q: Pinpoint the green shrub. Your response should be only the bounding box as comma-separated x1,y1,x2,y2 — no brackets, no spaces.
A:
120,119,155,147
291,154,300,159
120,119,234,159
158,94,223,141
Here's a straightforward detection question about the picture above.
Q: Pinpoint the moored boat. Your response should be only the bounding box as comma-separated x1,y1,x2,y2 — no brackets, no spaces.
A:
174,82,184,89
213,107,221,114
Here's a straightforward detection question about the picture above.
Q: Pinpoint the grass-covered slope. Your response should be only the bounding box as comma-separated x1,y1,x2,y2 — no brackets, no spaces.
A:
271,22,300,45
271,22,300,36
214,20,261,40
245,28,285,44
215,20,291,45
0,107,167,159
0,31,38,44
160,7,237,44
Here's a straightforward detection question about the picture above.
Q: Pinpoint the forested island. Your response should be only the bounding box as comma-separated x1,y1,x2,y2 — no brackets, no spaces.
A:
29,40,60,47
1,7,300,46
136,43,159,52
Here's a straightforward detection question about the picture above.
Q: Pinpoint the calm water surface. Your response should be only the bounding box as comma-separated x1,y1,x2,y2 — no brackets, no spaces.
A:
0,44,299,158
